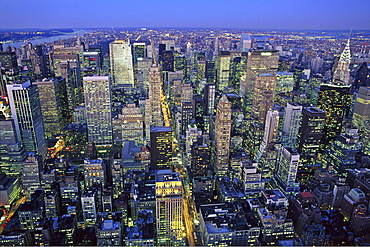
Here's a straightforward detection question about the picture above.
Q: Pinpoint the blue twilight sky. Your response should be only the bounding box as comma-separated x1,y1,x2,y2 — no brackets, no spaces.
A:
0,0,369,30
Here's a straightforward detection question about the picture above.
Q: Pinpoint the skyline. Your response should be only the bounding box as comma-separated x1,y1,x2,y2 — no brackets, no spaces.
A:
1,0,370,30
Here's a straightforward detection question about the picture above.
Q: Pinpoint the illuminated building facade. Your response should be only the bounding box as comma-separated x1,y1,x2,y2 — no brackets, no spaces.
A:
317,84,351,149
0,119,27,176
84,158,105,188
240,50,279,115
276,71,294,93
155,170,184,246
276,147,300,194
6,81,47,158
282,102,303,148
332,39,351,85
297,107,325,182
353,87,370,155
120,103,144,146
22,153,41,201
145,65,164,138
83,75,112,146
109,39,134,88
81,188,98,227
215,94,232,176
150,127,173,170
252,73,277,124
216,51,231,92
34,78,68,138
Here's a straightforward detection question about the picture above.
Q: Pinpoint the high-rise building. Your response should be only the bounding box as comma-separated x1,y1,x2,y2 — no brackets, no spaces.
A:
332,39,351,85
109,39,134,88
81,188,98,227
317,84,351,149
82,50,102,71
297,107,325,182
6,81,47,157
22,153,41,200
353,62,369,90
203,84,216,116
155,170,184,246
323,129,361,176
84,158,106,188
216,51,231,92
214,95,232,176
0,173,21,208
137,57,153,89
239,50,279,99
150,127,173,170
161,50,175,72
181,102,192,136
275,147,300,194
0,118,27,176
83,75,112,146
241,33,252,52
276,71,295,93
353,87,370,155
283,102,303,148
120,104,144,146
252,73,277,124
34,78,69,138
133,42,147,64
145,65,164,138
262,108,280,146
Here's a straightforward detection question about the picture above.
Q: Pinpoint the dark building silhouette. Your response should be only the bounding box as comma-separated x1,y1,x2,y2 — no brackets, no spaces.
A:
353,62,369,89
150,126,173,170
317,84,351,149
161,50,174,72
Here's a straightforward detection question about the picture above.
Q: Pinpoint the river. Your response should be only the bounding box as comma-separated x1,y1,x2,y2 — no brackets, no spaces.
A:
6,30,91,48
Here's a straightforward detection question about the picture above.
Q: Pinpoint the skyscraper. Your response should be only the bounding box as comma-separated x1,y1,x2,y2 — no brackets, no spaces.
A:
155,170,184,246
0,118,27,176
283,102,303,148
353,87,370,154
150,127,173,170
83,75,112,146
262,108,280,146
34,78,69,138
332,39,351,85
241,33,252,52
240,50,279,99
317,84,351,149
109,39,134,88
297,107,325,182
145,65,164,138
203,84,216,116
161,50,175,72
6,81,47,157
120,103,144,146
216,51,231,92
252,73,277,124
215,94,232,176
22,153,41,200
275,147,300,194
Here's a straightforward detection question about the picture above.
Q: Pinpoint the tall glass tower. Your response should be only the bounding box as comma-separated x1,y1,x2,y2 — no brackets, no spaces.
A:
6,81,47,158
109,39,134,88
83,75,112,146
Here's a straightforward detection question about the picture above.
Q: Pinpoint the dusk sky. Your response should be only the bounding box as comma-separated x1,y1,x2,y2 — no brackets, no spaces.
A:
0,0,369,30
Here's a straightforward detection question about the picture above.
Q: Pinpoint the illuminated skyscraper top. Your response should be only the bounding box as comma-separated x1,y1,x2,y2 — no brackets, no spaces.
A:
333,39,351,85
